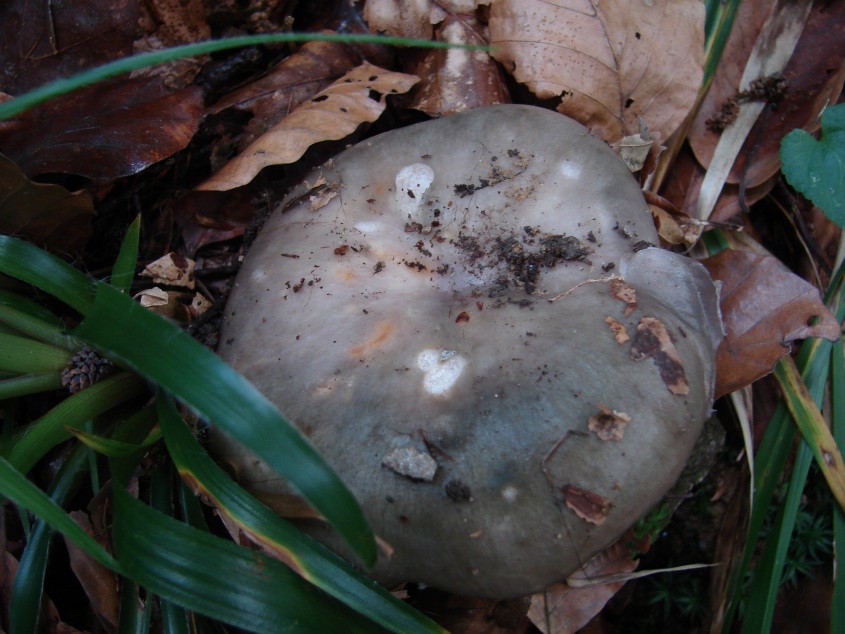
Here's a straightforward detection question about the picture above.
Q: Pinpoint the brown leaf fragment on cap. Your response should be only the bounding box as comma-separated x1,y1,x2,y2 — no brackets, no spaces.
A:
588,404,631,441
630,317,689,395
604,316,630,343
562,484,612,525
610,278,637,316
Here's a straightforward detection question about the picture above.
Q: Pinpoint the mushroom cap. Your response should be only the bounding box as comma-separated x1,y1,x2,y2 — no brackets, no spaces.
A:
214,105,723,599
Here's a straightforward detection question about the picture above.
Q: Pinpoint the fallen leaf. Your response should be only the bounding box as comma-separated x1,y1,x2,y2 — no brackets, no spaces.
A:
0,77,203,181
175,188,260,256
488,0,704,145
407,14,509,117
132,0,211,89
66,511,120,629
643,190,703,247
0,153,94,255
363,0,438,39
561,484,612,526
140,252,196,289
588,405,630,441
209,38,362,150
630,317,689,395
604,316,629,344
702,249,841,397
197,63,418,191
0,0,139,94
609,278,637,316
528,540,638,634
688,0,845,189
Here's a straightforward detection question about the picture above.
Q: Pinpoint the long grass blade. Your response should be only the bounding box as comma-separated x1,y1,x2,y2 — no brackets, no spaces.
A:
158,395,447,634
0,373,63,399
0,331,72,374
73,282,375,565
111,215,141,295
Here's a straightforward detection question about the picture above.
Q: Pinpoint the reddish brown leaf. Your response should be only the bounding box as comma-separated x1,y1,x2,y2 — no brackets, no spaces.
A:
407,14,509,117
0,77,203,181
197,63,418,191
175,188,260,256
630,317,690,395
688,0,845,188
209,39,362,150
65,511,120,629
528,540,638,634
489,0,704,145
561,484,612,526
0,153,94,255
702,250,841,398
0,0,139,94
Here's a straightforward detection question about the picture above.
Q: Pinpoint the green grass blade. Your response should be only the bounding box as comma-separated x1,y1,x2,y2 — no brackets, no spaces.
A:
0,373,63,399
0,455,118,570
831,317,845,631
73,283,375,566
0,289,66,328
158,395,447,634
110,479,384,634
69,425,162,458
111,215,141,295
1,371,148,473
0,331,72,374
9,444,89,634
0,302,76,349
741,441,814,634
0,235,97,314
0,33,487,121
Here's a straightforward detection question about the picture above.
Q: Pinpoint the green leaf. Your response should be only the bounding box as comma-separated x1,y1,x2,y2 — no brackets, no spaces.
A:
73,282,376,566
158,395,447,634
0,331,72,374
111,215,141,294
110,480,383,634
69,425,162,458
781,104,845,226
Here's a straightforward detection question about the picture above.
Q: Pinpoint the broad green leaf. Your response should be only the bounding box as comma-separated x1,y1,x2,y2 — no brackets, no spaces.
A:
0,373,62,400
73,283,375,566
781,104,845,226
0,331,71,374
0,455,118,571
110,480,383,634
158,395,447,634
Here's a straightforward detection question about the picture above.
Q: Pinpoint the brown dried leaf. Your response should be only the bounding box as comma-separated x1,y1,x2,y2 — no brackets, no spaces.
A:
702,250,841,398
65,511,120,629
140,252,196,289
630,317,689,395
561,484,612,526
0,77,203,181
488,0,704,145
209,39,361,150
364,0,437,39
0,0,139,94
133,0,211,89
197,63,418,191
643,190,703,247
407,15,509,117
604,315,629,344
689,0,845,188
588,404,630,441
0,153,93,255
609,278,637,316
528,540,638,634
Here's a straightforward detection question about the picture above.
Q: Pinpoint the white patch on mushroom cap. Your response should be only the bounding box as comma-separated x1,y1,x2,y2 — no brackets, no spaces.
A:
395,163,434,221
354,221,382,233
417,349,467,396
501,485,519,503
558,160,582,180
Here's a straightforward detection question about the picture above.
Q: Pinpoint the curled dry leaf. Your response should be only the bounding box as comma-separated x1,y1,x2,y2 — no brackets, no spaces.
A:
0,153,94,255
0,77,203,181
140,252,196,289
528,539,638,634
197,63,418,191
689,0,845,189
488,0,704,145
702,249,841,398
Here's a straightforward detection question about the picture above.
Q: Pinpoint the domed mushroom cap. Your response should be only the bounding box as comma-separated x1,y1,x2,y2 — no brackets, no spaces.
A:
214,105,723,599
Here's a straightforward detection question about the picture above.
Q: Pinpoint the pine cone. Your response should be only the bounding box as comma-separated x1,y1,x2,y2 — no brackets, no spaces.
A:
61,346,113,394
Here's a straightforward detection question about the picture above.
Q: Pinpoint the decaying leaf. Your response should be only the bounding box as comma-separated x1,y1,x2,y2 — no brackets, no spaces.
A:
0,153,94,255
630,317,689,395
604,315,629,344
609,278,637,316
561,484,612,526
66,511,120,629
702,249,841,397
0,77,203,181
488,0,704,145
588,405,630,441
197,63,418,191
141,252,196,289
528,539,638,634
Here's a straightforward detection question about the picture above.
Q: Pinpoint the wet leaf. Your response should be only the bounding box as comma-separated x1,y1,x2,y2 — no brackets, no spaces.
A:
0,77,203,181
702,249,841,398
198,63,418,191
488,0,704,144
0,0,139,94
65,511,120,629
781,103,845,226
689,0,845,189
528,540,638,634
0,153,93,255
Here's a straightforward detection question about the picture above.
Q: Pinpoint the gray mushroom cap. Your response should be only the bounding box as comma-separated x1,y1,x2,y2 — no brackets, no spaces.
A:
213,105,723,599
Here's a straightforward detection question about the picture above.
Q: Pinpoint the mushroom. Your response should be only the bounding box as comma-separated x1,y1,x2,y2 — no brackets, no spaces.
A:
213,105,723,599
